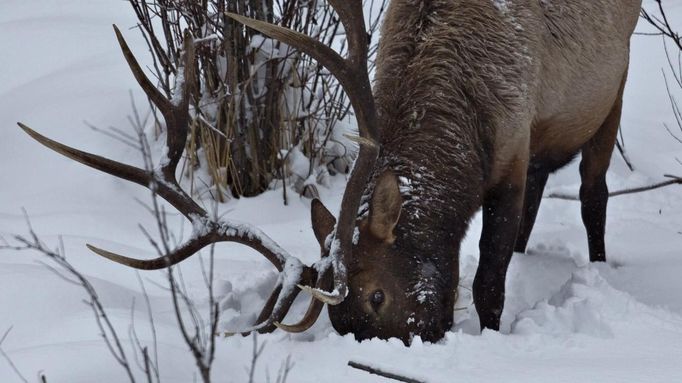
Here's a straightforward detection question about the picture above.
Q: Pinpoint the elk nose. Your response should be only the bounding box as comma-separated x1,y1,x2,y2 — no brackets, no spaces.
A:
369,289,385,311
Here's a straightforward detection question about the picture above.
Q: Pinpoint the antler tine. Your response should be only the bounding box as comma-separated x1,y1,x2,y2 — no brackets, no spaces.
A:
250,278,304,334
17,123,206,220
223,9,375,135
224,13,348,87
327,0,369,64
274,267,332,333
113,26,196,179
85,219,292,271
113,25,173,121
252,283,293,334
222,257,319,336
162,29,196,177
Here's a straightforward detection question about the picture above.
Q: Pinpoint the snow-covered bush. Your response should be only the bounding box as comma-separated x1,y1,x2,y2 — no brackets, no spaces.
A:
126,0,386,201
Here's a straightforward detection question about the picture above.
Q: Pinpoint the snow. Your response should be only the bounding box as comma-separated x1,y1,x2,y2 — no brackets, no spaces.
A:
1,1,682,382
170,65,186,107
492,0,510,14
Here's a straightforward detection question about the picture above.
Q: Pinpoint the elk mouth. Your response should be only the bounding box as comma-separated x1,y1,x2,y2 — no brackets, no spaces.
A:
330,310,450,345
327,284,454,345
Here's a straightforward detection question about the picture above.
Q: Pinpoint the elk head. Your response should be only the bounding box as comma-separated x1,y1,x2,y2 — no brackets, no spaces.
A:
310,172,458,344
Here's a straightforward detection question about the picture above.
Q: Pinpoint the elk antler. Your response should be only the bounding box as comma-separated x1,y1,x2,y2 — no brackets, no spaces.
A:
17,26,320,334
226,0,380,330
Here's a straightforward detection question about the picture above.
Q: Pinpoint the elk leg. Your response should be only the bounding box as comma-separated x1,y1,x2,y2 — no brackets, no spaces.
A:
474,174,525,331
514,168,549,253
579,87,624,263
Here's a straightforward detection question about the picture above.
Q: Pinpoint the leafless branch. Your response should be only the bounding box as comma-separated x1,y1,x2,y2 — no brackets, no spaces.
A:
135,273,160,383
641,1,682,166
641,1,682,52
0,327,29,383
546,175,682,200
270,355,294,383
248,333,267,383
126,0,387,200
616,127,635,172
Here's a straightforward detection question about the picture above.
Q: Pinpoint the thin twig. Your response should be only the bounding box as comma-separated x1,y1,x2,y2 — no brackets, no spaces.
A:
546,175,682,200
248,333,266,383
136,273,160,383
0,327,29,383
616,128,635,172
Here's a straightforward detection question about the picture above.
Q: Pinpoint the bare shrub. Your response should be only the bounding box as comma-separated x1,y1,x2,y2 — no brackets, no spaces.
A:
126,0,386,200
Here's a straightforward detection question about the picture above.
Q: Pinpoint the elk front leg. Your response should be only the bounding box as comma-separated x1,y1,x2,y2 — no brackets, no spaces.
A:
514,167,549,253
579,81,624,263
474,171,526,331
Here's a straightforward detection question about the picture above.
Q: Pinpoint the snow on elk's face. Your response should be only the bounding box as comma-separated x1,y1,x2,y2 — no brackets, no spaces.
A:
311,172,457,345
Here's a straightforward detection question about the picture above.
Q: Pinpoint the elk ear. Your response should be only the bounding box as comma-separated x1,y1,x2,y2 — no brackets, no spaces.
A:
311,199,336,247
369,171,402,243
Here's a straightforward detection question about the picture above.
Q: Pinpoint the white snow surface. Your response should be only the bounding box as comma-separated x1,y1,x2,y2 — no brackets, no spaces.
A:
1,1,682,382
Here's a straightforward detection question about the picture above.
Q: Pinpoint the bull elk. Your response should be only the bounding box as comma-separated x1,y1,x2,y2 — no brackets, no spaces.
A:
19,0,643,344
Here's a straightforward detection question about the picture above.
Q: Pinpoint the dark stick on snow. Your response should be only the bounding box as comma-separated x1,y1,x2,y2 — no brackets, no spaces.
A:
546,175,682,201
348,361,425,383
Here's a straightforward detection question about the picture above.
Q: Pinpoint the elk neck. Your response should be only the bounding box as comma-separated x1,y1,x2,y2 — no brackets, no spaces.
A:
361,1,537,246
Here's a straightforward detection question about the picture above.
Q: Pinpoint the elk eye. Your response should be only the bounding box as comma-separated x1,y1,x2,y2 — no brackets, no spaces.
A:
370,289,385,310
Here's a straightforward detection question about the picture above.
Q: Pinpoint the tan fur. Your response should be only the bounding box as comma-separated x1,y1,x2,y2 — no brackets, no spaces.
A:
368,171,403,242
374,0,641,188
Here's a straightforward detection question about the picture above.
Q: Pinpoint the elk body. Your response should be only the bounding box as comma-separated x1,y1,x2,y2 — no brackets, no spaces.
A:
20,0,642,346
310,0,643,342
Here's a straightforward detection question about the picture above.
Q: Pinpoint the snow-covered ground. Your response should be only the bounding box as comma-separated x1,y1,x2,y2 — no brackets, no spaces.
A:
1,1,682,382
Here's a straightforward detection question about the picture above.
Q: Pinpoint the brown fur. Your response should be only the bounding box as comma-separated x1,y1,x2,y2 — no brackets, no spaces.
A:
313,0,642,343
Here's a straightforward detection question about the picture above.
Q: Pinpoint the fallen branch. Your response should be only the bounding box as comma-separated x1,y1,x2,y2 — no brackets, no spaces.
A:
546,174,682,201
348,361,425,383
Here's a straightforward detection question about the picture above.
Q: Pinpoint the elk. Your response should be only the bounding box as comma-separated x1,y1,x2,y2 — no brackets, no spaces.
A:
19,0,642,344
